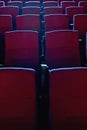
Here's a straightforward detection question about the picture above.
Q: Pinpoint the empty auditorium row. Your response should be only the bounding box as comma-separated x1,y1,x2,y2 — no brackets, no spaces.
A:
0,0,87,14
0,66,87,129
1,29,87,68
0,0,87,129
1,0,87,7
0,0,87,67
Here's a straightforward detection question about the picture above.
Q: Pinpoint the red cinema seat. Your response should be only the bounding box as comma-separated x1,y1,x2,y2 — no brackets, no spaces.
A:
50,67,87,130
0,15,12,35
0,1,5,6
0,15,12,64
46,30,80,68
65,6,84,24
75,0,83,5
25,1,40,7
44,7,62,14
59,0,73,6
45,14,69,31
73,14,87,64
43,1,58,7
5,30,39,68
0,6,19,19
73,14,87,39
10,0,25,2
22,6,40,15
61,1,76,13
3,0,10,3
16,14,40,31
0,6,19,28
0,67,36,130
7,1,23,8
78,1,87,13
43,0,57,1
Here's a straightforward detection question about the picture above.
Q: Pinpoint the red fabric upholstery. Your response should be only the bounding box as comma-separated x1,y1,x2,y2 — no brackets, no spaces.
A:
0,67,36,130
50,67,87,130
66,6,84,23
75,0,83,5
16,14,40,31
43,1,58,7
45,14,69,31
7,1,23,8
59,0,73,5
2,0,10,3
46,30,80,68
73,14,87,37
25,1,40,7
61,1,76,12
0,6,19,19
0,1,5,6
5,30,39,68
78,1,87,13
0,15,12,35
44,7,62,14
22,7,40,14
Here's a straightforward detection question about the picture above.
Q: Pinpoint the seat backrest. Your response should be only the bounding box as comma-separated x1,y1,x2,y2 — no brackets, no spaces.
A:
22,6,40,14
78,1,87,13
50,67,87,130
0,14,12,64
0,15,12,35
5,30,39,68
0,6,19,18
66,6,84,23
75,0,83,5
86,32,87,59
43,0,58,1
44,7,62,14
0,1,5,6
0,67,36,129
0,6,19,28
16,14,40,31
7,1,23,8
73,14,87,37
25,1,40,7
45,14,69,31
61,1,76,13
9,0,25,2
59,0,73,5
2,0,10,3
46,30,80,68
43,1,58,7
